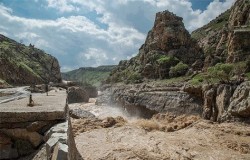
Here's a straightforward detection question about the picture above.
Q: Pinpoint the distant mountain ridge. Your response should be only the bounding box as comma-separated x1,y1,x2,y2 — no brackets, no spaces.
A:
62,65,116,87
0,34,61,87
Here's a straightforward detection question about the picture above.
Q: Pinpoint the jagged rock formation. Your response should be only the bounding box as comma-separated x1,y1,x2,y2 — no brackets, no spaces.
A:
100,0,250,122
0,34,61,86
192,0,250,69
107,11,203,83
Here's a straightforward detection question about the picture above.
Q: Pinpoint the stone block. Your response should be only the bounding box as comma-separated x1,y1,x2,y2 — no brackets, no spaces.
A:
51,142,68,160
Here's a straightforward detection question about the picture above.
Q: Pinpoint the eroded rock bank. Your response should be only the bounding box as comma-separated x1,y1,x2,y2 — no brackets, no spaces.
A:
98,81,250,123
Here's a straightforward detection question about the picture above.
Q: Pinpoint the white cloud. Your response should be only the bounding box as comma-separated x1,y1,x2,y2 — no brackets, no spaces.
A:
80,48,109,67
46,0,79,12
0,0,235,71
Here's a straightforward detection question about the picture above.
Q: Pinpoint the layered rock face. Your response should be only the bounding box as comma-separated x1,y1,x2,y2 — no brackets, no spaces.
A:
0,34,62,85
108,11,203,82
98,84,203,118
99,81,250,122
192,0,250,68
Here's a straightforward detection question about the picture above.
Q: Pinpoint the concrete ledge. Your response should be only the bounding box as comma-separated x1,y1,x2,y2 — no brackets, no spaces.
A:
0,91,67,123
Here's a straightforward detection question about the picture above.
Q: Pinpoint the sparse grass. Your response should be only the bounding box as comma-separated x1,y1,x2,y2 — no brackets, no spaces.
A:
18,62,41,78
191,9,230,40
190,73,204,85
246,72,250,80
0,36,59,84
164,76,188,84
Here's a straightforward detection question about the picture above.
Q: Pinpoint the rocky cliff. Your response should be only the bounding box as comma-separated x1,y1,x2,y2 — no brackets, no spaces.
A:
191,0,250,69
0,34,61,86
107,11,204,83
98,80,250,122
100,0,250,123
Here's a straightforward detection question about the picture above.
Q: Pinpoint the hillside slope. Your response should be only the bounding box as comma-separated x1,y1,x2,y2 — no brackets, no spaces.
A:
62,65,116,87
191,0,250,69
0,34,61,86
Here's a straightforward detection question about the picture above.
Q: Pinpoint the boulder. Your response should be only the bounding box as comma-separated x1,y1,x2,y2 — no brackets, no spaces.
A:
45,121,68,160
0,144,18,159
26,121,49,132
67,87,89,104
202,88,216,120
14,140,34,156
0,129,43,147
0,132,12,148
44,122,68,142
228,81,250,118
215,84,233,121
69,108,95,119
46,133,67,159
51,142,68,160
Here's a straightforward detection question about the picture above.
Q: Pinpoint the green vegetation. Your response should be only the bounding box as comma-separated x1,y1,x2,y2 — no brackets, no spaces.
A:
18,62,41,78
191,9,231,40
157,55,179,66
189,73,218,86
126,72,143,84
207,63,234,82
190,74,205,85
169,62,189,77
0,34,60,85
62,65,116,87
246,72,250,80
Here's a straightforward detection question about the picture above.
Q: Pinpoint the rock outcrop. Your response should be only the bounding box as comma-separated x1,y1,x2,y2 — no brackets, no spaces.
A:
191,0,250,69
97,83,203,118
69,108,95,119
228,81,250,118
67,87,89,104
98,80,250,122
107,11,203,83
99,0,250,124
0,34,62,86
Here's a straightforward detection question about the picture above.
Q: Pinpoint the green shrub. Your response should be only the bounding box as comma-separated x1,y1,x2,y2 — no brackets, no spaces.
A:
157,55,178,65
169,62,189,77
126,72,143,84
246,72,250,80
191,74,204,85
207,63,233,82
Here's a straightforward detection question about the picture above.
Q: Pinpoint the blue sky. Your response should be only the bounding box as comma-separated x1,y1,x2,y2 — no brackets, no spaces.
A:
0,0,235,72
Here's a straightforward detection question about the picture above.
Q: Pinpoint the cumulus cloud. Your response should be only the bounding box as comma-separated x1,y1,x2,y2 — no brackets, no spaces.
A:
0,0,235,71
46,0,79,12
80,48,109,67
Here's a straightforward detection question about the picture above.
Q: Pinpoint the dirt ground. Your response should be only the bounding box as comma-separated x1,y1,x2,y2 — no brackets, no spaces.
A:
71,100,250,160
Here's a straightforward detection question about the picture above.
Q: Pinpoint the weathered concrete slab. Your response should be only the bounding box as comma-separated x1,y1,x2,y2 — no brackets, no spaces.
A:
0,90,67,123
